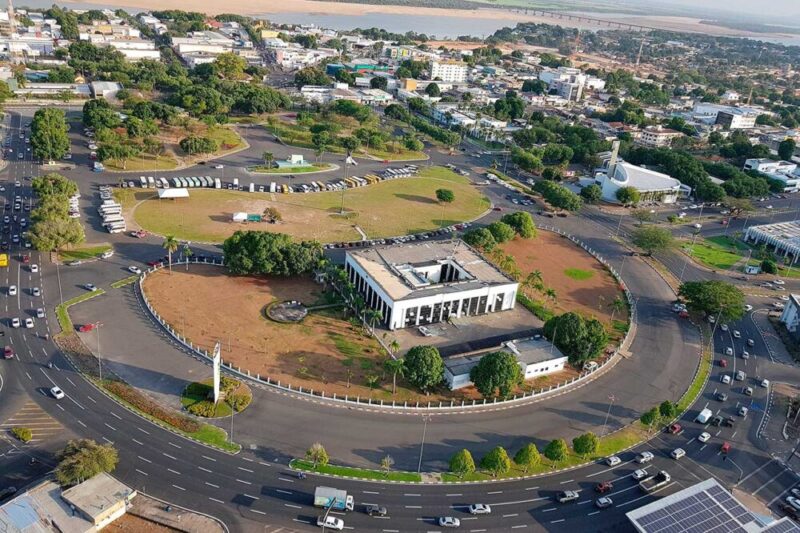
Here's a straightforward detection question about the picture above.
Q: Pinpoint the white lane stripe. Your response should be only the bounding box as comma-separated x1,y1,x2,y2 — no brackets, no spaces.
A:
172,485,185,491
132,438,143,445
205,482,219,488
198,466,213,473
209,497,224,504
167,468,180,475
137,456,151,463
135,469,149,476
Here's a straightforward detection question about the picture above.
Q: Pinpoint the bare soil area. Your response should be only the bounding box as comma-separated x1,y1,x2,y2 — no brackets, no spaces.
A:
501,231,628,327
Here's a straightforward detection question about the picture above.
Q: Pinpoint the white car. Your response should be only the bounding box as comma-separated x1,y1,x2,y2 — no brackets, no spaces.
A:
698,432,711,443
128,266,142,275
745,304,755,312
35,308,44,319
720,324,728,331
775,279,786,285
595,497,614,509
10,317,19,328
30,264,38,273
31,287,40,297
733,330,741,338
632,469,648,480
787,497,800,512
671,448,686,460
747,338,756,346
721,375,731,384
24,317,33,328
100,250,114,259
316,516,343,530
606,456,621,467
693,223,702,229
774,302,786,309
741,351,750,359
213,164,224,169
8,285,16,296
636,451,654,464
468,503,491,515
438,517,461,528
50,386,65,399
84,283,96,291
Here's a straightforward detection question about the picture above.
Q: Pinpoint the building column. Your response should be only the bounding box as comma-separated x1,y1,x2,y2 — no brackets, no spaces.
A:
415,305,422,326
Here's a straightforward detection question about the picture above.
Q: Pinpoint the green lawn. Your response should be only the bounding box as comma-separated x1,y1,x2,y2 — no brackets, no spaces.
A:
110,275,138,289
59,245,112,262
105,153,178,172
206,126,244,152
685,237,746,270
249,163,334,174
564,268,594,280
132,167,489,243
291,459,422,482
181,382,234,418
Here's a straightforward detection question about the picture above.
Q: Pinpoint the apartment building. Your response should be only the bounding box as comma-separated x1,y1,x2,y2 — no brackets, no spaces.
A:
430,60,469,83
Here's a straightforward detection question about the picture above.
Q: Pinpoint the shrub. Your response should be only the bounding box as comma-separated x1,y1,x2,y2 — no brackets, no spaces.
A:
187,401,217,417
227,393,251,412
104,380,201,433
12,427,32,442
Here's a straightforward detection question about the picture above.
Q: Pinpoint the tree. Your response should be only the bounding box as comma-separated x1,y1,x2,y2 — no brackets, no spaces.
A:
580,184,602,203
487,221,516,243
761,259,778,274
436,188,455,203
370,76,388,90
222,231,322,276
449,449,476,478
384,358,405,395
403,135,424,152
54,439,118,487
82,98,120,130
572,432,599,458
501,211,536,238
30,108,70,162
659,400,676,419
294,66,330,88
616,186,641,206
306,442,329,467
213,52,247,79
514,443,541,472
462,227,496,251
311,131,331,160
779,138,796,161
631,208,655,225
179,136,219,156
124,116,158,138
339,136,360,155
640,407,660,430
678,280,745,323
262,151,274,168
403,345,444,392
543,312,608,365
425,83,441,97
162,235,179,273
543,438,568,463
380,454,394,474
469,351,523,398
631,226,674,256
521,79,547,94
480,446,511,477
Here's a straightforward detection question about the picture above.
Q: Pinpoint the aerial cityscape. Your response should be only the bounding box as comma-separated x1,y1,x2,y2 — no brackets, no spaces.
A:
0,0,800,532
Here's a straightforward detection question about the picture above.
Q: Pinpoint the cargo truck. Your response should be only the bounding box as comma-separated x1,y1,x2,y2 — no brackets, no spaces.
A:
313,487,354,511
639,471,670,493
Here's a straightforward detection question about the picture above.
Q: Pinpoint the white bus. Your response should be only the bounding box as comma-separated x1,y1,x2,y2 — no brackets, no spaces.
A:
98,206,121,216
102,214,124,224
214,177,221,189
139,176,147,188
147,176,156,188
269,182,276,193
106,222,127,233
233,178,239,189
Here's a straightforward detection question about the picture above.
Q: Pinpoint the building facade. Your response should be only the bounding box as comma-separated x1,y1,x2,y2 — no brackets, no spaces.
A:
430,60,468,83
344,240,518,330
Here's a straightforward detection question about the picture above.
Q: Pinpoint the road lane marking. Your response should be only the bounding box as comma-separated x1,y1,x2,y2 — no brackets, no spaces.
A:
542,507,556,512
753,470,787,495
137,427,150,435
238,466,254,473
363,490,380,495
524,486,539,491
404,493,421,496
77,420,86,427
278,477,295,483
243,494,259,500
250,509,266,515
65,377,75,387
86,396,96,403
285,504,301,509
162,452,177,460
739,458,773,486
588,511,600,516
276,489,292,495
102,437,113,445
550,519,565,524
104,423,116,431
135,469,148,476
202,455,216,462
132,438,143,445
259,461,271,467
168,442,181,449
205,482,219,488
198,466,213,473
511,526,527,529
487,490,503,495
405,505,422,509
209,497,224,504
167,468,180,475
109,412,122,420
171,485,185,491
502,513,518,518
137,456,152,463
559,479,574,484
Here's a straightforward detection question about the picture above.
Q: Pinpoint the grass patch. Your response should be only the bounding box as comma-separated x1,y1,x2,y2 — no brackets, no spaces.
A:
685,240,744,270
564,268,594,281
58,245,112,262
55,289,105,334
132,166,489,243
111,275,138,289
291,459,422,482
105,153,178,172
677,324,713,413
249,163,333,174
331,333,363,358
11,427,32,442
206,125,244,152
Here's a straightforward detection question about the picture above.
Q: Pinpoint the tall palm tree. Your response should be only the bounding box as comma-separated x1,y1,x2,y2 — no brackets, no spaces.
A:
366,309,383,331
162,235,179,273
524,270,544,294
389,339,400,356
262,151,274,168
384,358,405,395
544,287,557,303
609,296,626,323
182,243,193,271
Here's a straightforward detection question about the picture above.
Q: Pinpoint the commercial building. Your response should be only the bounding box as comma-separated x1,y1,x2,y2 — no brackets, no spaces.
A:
538,66,605,102
627,478,799,532
0,473,136,532
639,125,683,148
692,103,759,130
444,337,567,389
594,142,685,204
744,159,800,192
344,240,519,331
430,60,469,83
780,293,800,337
744,220,800,263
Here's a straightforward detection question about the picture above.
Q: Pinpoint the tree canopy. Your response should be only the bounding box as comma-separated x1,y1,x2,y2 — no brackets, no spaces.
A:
543,312,608,365
678,280,745,323
55,439,118,487
403,345,444,392
501,211,536,238
631,226,674,255
222,231,322,276
480,446,512,477
449,449,476,478
469,350,523,398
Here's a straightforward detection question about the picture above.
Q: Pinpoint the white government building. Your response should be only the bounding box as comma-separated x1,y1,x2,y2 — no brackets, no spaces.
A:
744,221,800,264
344,240,519,330
594,143,685,204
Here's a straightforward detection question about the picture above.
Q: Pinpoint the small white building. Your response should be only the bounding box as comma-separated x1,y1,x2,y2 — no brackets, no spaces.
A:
344,240,518,331
743,158,797,174
444,337,568,390
639,125,683,148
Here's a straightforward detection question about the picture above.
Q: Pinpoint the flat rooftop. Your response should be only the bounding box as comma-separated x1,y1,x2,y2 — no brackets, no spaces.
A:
747,221,800,248
62,472,133,520
444,336,564,376
348,240,516,302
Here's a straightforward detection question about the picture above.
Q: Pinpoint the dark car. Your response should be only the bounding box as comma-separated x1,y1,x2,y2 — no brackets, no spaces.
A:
711,415,724,426
723,417,735,427
716,392,728,401
365,504,387,516
595,481,614,493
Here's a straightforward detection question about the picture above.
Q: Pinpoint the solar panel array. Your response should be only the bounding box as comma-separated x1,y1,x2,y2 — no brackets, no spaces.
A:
633,485,757,533
762,519,800,533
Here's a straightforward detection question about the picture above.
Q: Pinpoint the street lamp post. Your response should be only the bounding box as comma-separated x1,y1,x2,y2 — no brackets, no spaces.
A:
417,415,430,473
601,394,616,436
94,322,104,382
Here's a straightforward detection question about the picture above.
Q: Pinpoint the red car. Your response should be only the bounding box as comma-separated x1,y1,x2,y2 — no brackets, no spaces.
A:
595,481,613,493
3,345,13,359
721,442,731,454
78,323,95,333
719,359,728,368
146,260,161,267
667,423,682,435
21,254,30,264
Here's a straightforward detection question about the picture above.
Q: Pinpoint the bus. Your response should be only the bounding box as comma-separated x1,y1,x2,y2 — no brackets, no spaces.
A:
0,254,7,267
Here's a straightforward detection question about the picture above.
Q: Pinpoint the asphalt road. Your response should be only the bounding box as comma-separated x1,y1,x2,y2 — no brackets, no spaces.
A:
0,108,798,532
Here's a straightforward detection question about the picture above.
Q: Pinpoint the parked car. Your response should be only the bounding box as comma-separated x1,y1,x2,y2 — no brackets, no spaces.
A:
698,432,711,443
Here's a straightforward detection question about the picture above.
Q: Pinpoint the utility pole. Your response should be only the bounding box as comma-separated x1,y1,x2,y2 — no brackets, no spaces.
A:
94,322,104,382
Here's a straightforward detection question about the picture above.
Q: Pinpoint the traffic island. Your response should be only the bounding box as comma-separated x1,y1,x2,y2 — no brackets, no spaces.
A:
181,377,252,418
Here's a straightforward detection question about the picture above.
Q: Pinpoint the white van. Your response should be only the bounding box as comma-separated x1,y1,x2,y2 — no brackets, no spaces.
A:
214,177,221,189
695,408,713,424
233,178,239,189
270,182,276,193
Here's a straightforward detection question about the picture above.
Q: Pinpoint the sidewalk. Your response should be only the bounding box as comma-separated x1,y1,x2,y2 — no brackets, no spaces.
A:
125,493,225,533
751,309,797,366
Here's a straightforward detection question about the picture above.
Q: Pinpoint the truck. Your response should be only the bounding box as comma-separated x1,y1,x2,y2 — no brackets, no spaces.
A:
313,487,354,511
695,408,713,424
639,471,670,493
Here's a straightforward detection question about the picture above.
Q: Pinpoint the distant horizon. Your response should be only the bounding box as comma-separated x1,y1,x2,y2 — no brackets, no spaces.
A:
613,0,800,23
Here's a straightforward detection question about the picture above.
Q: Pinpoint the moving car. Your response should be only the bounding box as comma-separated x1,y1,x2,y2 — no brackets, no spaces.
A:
556,490,580,503
606,456,621,466
31,287,40,297
316,515,344,530
733,330,741,338
30,264,38,273
667,423,682,435
716,392,728,402
84,283,96,291
671,448,686,460
632,469,648,480
365,504,387,516
10,317,19,328
3,345,13,359
595,481,613,493
36,308,44,319
24,318,33,328
128,266,142,275
595,497,614,509
698,432,711,443
8,285,16,296
438,516,460,528
721,442,731,454
49,386,65,399
636,451,654,464
468,504,491,515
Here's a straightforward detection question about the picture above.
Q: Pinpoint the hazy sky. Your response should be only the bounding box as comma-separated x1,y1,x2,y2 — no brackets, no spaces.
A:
626,0,800,20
